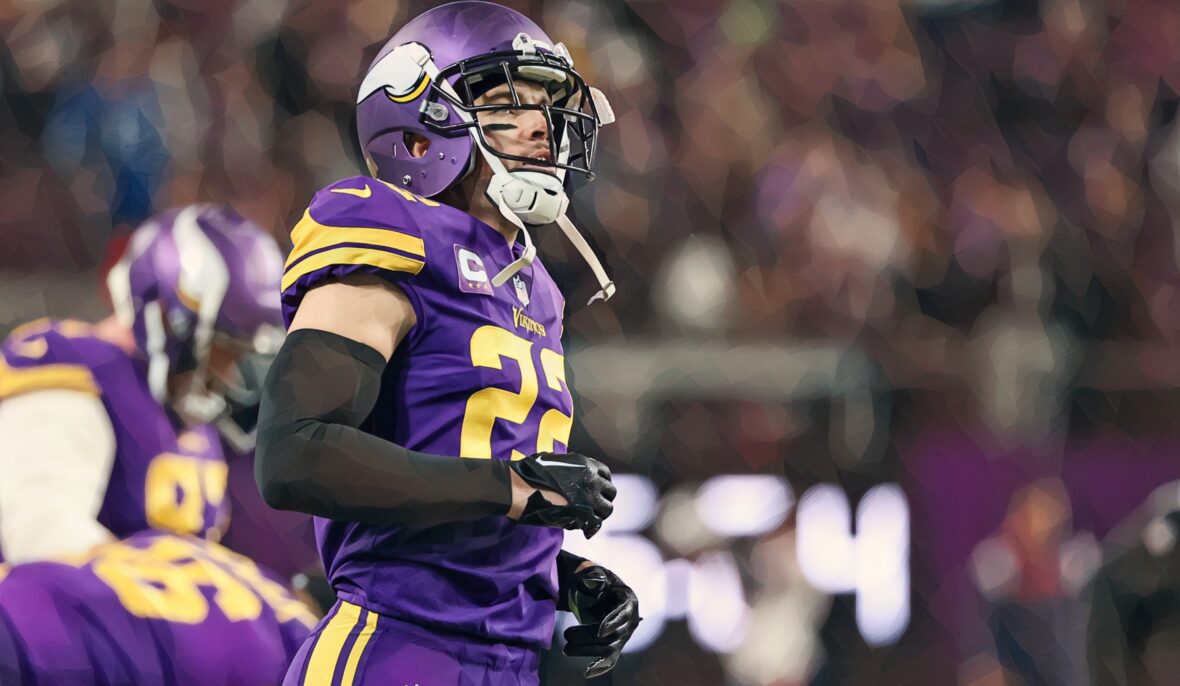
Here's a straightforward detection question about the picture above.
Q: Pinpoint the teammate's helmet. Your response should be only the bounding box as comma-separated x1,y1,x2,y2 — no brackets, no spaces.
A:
106,205,284,422
356,0,606,198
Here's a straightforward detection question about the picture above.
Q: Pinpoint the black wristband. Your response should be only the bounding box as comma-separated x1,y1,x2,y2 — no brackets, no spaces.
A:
556,549,589,612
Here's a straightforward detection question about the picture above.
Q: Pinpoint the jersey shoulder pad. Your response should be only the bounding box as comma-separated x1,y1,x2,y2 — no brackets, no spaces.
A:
0,319,112,399
281,177,444,294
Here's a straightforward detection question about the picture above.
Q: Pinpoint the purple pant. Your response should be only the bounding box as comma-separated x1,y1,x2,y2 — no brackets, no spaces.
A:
284,600,541,686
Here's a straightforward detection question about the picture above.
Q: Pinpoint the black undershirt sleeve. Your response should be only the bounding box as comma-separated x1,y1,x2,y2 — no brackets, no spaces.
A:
254,328,514,525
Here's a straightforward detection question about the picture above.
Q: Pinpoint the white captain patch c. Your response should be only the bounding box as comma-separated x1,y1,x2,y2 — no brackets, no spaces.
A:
455,245,493,295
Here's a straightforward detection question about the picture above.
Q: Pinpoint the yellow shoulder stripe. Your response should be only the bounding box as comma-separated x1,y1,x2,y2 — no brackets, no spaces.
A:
0,356,100,399
286,210,426,269
12,337,49,360
8,318,93,342
282,246,425,292
7,318,52,341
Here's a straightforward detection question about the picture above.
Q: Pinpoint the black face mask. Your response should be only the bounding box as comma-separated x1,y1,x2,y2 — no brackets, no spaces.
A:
216,351,275,453
426,52,602,179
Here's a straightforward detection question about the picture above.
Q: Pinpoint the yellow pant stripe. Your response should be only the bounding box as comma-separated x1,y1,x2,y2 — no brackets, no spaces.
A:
340,608,379,686
303,602,362,686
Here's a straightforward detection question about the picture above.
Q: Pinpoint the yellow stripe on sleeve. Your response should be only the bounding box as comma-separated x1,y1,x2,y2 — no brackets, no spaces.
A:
0,356,99,399
6,318,51,341
340,609,379,686
287,210,425,269
282,246,425,292
303,601,363,686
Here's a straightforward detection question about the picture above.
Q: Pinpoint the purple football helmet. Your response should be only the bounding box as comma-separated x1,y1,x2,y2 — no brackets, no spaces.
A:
355,0,606,197
106,205,285,425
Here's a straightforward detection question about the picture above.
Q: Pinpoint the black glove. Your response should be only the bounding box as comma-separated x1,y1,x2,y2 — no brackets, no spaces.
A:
559,555,641,678
509,452,616,537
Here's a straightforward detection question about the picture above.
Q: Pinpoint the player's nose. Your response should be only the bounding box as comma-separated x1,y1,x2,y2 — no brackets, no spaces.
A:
518,109,548,143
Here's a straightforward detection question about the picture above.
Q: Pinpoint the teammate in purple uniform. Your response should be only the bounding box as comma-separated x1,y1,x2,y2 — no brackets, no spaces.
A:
0,205,285,562
0,530,317,685
255,3,640,684
0,206,315,682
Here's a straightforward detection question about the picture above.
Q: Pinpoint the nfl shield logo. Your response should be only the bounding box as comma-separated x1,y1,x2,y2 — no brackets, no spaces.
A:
513,275,530,307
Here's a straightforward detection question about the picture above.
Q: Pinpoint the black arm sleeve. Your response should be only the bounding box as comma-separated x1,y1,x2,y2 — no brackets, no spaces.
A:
255,328,513,525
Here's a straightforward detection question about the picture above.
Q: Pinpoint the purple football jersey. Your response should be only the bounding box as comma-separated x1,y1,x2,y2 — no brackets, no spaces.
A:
0,319,229,541
0,530,315,684
281,177,572,646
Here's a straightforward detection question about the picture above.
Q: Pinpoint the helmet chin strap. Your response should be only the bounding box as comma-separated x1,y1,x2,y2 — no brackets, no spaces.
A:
479,150,540,287
424,57,616,304
556,213,616,303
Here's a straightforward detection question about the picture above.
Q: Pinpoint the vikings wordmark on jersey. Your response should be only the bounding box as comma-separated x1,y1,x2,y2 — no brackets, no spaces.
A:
280,177,573,647
0,319,229,541
0,530,314,684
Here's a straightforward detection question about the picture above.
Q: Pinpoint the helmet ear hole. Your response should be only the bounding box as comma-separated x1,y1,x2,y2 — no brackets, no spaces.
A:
404,132,432,159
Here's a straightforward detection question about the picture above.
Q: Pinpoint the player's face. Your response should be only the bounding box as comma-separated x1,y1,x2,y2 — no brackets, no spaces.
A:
166,335,254,419
474,80,555,175
206,336,251,390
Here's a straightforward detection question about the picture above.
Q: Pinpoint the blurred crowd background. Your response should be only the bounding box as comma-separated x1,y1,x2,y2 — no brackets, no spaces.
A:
6,0,1180,683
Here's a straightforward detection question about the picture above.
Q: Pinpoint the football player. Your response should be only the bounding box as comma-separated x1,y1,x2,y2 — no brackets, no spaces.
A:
0,206,318,682
255,2,640,684
0,529,317,684
0,204,286,564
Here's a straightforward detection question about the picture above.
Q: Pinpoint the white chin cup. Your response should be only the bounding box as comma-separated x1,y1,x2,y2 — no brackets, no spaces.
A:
487,170,570,226
173,389,227,426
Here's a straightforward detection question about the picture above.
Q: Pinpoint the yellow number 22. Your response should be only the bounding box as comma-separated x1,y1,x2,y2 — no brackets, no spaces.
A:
459,326,572,460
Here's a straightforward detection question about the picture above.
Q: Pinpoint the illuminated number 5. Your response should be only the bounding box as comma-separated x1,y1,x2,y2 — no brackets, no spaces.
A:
460,326,573,460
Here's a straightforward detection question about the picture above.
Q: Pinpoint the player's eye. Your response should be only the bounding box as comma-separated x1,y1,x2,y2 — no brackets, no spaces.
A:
488,106,520,118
